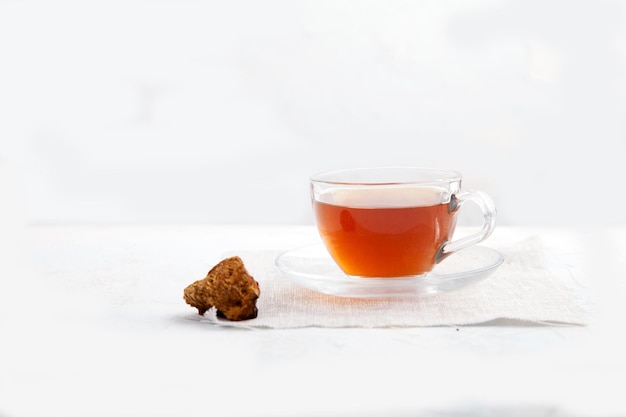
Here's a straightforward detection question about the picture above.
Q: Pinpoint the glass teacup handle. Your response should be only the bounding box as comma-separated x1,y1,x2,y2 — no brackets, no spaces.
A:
436,190,497,262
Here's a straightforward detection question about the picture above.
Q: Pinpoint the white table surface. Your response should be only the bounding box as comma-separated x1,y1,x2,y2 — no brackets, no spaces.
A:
1,224,625,417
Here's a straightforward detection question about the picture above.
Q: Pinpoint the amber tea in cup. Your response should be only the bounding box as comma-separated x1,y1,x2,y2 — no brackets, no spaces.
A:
311,167,496,278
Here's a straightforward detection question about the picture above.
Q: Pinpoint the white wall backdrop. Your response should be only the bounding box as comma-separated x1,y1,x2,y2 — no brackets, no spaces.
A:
1,0,625,226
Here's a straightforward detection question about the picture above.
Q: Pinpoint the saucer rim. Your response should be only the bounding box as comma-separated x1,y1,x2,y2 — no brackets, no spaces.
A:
274,244,504,297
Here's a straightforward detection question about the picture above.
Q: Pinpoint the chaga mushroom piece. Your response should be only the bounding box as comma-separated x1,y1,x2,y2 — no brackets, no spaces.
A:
183,256,260,321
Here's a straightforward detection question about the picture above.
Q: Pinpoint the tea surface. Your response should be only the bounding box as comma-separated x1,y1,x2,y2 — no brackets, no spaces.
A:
314,187,457,277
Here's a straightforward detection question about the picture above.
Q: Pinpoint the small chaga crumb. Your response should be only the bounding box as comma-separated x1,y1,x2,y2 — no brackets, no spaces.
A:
183,256,260,321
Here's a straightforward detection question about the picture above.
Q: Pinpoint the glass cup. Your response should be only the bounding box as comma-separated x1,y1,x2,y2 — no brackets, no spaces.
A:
310,167,497,278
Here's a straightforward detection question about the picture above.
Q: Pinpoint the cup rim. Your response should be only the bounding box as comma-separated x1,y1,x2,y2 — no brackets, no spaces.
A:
310,166,462,185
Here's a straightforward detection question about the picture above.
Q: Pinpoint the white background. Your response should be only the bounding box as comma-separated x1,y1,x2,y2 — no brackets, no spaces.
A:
1,0,625,227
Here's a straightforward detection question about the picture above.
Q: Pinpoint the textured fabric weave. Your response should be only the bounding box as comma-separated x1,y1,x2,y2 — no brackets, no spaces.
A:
204,238,588,328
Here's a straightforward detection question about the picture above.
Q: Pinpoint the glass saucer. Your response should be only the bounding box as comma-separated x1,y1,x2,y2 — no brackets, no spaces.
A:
275,244,504,298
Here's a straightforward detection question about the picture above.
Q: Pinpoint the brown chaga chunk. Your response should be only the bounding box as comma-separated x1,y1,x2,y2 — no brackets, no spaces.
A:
183,256,260,321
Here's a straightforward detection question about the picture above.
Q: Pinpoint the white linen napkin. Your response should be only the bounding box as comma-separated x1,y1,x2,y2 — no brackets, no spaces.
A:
199,238,588,328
